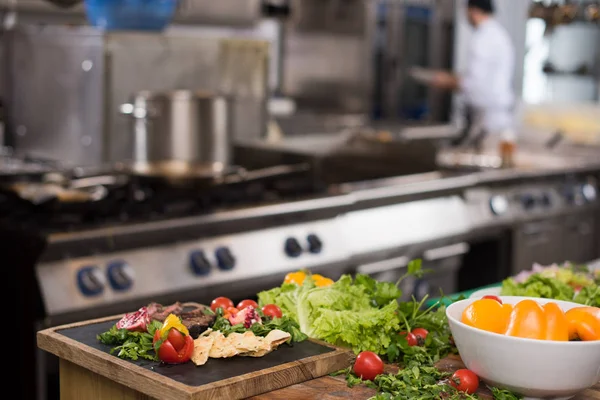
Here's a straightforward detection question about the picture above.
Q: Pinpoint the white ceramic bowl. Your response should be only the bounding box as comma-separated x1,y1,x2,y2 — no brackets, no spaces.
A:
446,296,600,400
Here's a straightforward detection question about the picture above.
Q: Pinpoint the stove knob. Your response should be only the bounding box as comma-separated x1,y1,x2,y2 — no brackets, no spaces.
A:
76,266,106,297
564,187,576,204
489,195,509,216
215,247,236,271
540,193,552,207
190,251,212,276
521,194,536,210
582,184,597,202
306,234,323,254
107,260,134,291
284,237,303,258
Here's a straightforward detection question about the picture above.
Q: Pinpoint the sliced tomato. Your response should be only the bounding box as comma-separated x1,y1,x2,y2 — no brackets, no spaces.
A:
155,331,194,364
167,327,186,351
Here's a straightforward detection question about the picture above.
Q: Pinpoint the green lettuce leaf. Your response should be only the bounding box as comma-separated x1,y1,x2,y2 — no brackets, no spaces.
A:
258,273,403,355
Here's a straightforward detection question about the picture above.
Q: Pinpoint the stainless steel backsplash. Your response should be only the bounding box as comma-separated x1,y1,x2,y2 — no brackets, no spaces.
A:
5,24,270,166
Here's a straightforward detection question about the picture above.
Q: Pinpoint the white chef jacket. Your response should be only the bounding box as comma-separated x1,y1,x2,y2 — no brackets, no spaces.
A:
460,18,516,134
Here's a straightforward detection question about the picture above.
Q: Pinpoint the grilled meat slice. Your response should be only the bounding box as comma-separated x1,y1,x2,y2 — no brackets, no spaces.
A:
146,302,216,338
147,302,184,322
182,315,216,338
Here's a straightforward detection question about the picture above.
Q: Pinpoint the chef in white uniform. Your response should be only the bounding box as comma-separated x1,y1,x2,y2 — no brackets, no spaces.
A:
431,0,516,149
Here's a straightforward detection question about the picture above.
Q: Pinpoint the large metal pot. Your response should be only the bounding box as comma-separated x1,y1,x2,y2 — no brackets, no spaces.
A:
120,90,234,180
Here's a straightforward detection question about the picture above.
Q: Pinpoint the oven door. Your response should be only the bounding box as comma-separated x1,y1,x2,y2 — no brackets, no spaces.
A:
356,242,469,301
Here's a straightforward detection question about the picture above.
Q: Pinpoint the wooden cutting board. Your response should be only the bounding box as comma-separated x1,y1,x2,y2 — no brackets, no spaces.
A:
37,312,353,400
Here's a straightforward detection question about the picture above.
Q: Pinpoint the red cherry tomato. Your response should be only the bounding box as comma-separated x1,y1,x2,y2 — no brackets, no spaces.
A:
399,331,418,346
482,295,502,304
237,299,259,310
261,304,283,319
411,328,429,340
449,369,480,394
353,351,384,381
211,297,234,312
153,329,194,364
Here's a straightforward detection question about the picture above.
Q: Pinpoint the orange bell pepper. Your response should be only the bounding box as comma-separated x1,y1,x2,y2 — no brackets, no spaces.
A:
463,299,570,341
284,271,334,287
504,300,548,340
312,274,334,287
565,306,600,341
461,299,513,334
284,271,307,285
543,303,569,341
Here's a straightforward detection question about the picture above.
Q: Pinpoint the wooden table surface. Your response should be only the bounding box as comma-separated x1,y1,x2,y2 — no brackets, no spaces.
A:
251,355,600,400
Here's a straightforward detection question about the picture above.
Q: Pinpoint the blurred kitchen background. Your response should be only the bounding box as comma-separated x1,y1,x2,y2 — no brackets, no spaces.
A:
2,0,599,399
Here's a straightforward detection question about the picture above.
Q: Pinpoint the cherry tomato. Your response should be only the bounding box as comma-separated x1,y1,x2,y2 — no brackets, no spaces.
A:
211,297,234,312
399,331,418,346
353,351,384,381
153,329,194,364
237,299,259,310
411,328,429,340
449,369,480,394
261,304,283,319
482,295,502,304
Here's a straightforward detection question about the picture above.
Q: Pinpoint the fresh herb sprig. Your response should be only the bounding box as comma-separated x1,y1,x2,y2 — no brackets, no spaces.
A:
97,320,163,361
489,386,523,400
336,364,478,400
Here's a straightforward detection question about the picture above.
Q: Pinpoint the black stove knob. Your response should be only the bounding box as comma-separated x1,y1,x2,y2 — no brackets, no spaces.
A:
564,186,576,204
190,251,212,276
540,193,552,207
215,247,236,271
306,234,323,254
76,266,106,297
107,260,135,291
521,194,536,210
284,237,303,258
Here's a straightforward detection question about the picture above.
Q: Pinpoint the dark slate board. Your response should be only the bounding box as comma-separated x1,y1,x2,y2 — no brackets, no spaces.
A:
58,319,335,387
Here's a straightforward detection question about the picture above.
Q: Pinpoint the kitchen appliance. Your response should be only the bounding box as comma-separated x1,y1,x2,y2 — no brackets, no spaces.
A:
234,131,443,185
120,90,235,181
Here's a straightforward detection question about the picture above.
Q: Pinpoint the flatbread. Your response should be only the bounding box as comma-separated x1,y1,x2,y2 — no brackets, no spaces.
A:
227,331,270,353
208,331,240,358
192,328,292,364
265,329,291,347
239,330,291,358
191,335,215,366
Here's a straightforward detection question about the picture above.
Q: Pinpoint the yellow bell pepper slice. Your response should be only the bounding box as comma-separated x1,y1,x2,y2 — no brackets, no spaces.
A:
159,314,189,337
